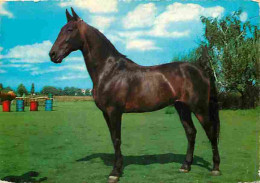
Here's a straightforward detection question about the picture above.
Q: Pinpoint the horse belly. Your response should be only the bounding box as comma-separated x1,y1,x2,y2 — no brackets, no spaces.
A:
125,79,175,112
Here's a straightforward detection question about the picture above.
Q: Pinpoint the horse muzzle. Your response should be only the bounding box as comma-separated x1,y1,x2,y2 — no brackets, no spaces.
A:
49,50,63,63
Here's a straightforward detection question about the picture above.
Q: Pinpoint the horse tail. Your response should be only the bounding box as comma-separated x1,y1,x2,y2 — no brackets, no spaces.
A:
209,76,220,143
197,45,220,143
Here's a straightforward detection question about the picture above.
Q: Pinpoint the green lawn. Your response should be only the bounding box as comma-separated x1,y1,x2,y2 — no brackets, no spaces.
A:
0,102,259,183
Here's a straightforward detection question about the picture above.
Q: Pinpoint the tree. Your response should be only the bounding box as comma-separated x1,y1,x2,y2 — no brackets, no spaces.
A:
4,86,13,92
0,85,15,94
85,89,92,96
75,88,84,96
199,10,259,108
62,87,87,96
63,87,77,96
63,87,75,96
41,86,62,96
58,88,64,96
17,84,28,96
30,83,35,95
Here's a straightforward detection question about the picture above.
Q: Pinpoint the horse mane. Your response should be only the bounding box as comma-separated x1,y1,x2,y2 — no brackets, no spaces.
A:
87,24,127,58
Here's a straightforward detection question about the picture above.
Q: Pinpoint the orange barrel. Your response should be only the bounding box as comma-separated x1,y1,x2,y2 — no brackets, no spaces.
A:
30,101,38,111
2,100,11,112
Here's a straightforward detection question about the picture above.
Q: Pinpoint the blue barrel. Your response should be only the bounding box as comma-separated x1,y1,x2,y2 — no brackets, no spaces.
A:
16,99,24,112
45,99,53,111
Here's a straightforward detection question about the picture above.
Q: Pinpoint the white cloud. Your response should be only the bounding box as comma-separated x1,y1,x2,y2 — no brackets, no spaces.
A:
108,29,187,51
117,30,145,40
148,3,224,38
63,56,84,63
116,29,189,40
120,2,224,39
0,42,86,76
30,64,86,75
0,69,6,73
0,58,85,76
0,46,3,59
4,40,52,63
121,0,132,2
106,32,162,51
21,66,40,73
106,34,125,44
59,0,118,13
91,16,115,31
1,64,31,68
0,2,13,18
240,12,248,22
154,3,224,24
147,28,190,38
55,73,89,80
123,3,157,29
126,39,160,51
204,6,225,18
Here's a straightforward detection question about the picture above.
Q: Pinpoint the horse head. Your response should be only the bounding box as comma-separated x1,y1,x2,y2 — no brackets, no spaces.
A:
49,8,84,63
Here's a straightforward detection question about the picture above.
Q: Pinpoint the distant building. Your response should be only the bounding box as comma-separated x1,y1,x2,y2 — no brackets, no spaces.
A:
81,89,86,95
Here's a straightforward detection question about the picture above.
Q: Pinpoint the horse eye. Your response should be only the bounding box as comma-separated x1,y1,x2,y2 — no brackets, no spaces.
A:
67,29,73,32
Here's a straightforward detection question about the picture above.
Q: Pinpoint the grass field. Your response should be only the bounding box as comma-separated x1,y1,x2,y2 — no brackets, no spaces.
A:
0,102,259,183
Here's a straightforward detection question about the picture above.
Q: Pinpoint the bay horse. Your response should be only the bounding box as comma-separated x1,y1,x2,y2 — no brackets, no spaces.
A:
49,8,221,183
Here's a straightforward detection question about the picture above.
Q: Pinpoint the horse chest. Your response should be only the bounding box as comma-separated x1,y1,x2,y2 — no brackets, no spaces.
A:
92,88,104,110
93,89,115,111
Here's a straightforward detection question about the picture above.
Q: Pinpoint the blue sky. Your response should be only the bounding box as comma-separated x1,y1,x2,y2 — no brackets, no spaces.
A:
0,0,259,92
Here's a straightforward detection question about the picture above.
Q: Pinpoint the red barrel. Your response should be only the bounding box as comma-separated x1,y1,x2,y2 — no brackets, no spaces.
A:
2,100,11,112
30,101,38,111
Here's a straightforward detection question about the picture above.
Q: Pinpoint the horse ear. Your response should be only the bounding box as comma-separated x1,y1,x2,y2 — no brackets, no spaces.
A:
66,9,73,22
71,7,80,21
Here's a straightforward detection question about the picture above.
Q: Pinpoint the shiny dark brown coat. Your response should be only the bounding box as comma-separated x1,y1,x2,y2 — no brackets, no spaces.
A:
49,8,221,182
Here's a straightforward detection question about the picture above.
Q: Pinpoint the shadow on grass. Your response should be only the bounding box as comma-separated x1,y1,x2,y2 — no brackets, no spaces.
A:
76,153,211,170
2,171,47,183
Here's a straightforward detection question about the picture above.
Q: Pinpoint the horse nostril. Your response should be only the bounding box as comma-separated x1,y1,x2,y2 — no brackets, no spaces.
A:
49,51,56,58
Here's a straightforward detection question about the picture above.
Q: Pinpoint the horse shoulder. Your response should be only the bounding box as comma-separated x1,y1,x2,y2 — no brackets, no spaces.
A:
94,70,130,110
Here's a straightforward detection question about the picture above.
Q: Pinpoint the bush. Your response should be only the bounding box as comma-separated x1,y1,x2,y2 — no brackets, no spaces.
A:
218,92,241,109
163,92,252,111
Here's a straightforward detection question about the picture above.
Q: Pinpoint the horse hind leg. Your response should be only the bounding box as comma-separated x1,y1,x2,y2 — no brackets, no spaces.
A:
194,108,221,176
174,102,197,172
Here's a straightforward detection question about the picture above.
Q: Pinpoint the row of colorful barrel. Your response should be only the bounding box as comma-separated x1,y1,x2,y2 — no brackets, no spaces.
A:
2,99,53,112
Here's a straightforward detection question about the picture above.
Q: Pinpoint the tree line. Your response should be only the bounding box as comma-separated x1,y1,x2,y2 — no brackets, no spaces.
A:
0,83,92,96
173,10,259,109
41,86,92,96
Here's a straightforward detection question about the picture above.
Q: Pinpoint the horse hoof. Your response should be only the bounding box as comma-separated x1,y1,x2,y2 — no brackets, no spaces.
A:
108,176,119,183
211,170,221,176
179,168,189,173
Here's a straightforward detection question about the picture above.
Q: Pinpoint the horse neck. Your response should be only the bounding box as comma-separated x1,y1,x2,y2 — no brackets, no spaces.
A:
80,25,120,87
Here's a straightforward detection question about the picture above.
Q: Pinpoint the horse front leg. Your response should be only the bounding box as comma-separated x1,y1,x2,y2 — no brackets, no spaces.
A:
103,109,123,183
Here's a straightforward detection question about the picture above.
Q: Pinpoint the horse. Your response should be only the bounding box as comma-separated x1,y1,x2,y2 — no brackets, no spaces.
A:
49,8,221,183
